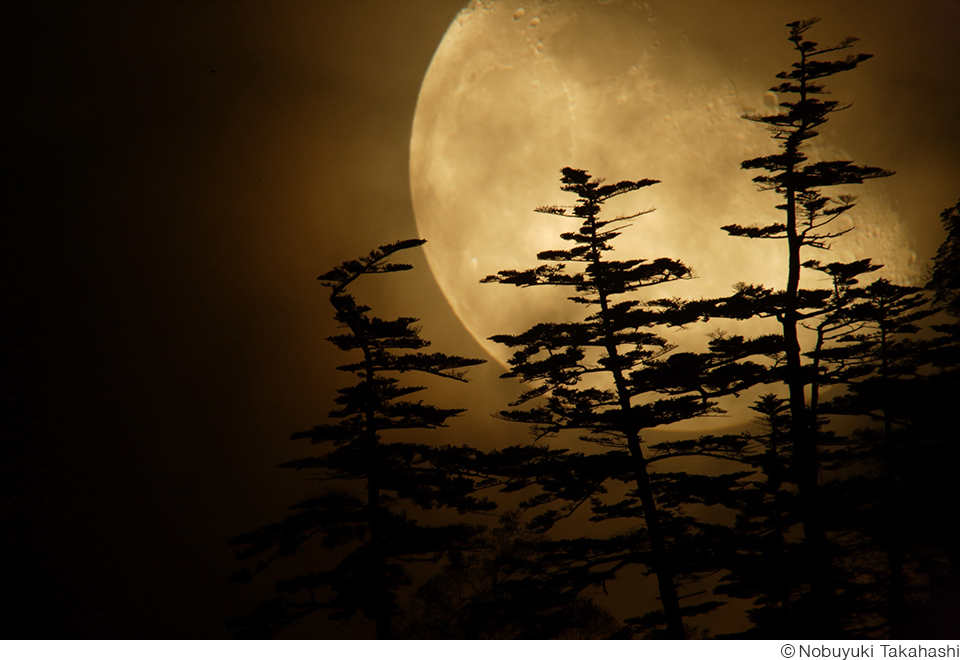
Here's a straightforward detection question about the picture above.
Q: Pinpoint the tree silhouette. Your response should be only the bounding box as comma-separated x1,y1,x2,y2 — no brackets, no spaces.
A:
929,200,960,321
876,198,960,636
483,168,769,639
719,18,893,634
714,394,802,637
399,510,624,639
816,274,936,635
228,239,489,639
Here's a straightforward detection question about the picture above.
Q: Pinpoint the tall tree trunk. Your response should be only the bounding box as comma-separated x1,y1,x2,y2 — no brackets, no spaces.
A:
592,246,685,639
626,434,686,639
783,181,836,636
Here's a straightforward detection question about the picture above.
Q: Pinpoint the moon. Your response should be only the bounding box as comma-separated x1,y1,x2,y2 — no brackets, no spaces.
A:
410,1,919,383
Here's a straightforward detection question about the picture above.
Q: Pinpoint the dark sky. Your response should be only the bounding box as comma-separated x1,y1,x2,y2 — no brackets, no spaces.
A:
3,0,958,639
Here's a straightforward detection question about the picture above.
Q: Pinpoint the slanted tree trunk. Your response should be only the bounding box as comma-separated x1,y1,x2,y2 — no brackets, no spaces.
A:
591,223,685,639
626,436,685,639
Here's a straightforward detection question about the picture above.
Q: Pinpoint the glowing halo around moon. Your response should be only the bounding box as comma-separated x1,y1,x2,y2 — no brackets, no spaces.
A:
410,1,919,379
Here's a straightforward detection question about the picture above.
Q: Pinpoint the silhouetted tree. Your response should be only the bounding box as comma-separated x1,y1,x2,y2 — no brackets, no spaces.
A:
929,200,960,321
483,168,769,638
816,273,935,634
400,510,624,639
720,18,893,634
714,394,802,637
874,199,960,636
228,239,489,639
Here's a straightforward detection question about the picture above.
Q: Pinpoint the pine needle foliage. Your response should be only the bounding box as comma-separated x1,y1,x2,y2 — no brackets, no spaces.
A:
719,18,894,635
228,239,489,639
483,168,768,639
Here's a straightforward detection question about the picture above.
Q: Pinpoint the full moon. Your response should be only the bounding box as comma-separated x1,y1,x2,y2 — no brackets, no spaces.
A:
410,0,920,370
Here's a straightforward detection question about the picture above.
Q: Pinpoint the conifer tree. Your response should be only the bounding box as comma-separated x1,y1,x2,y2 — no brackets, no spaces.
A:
929,200,960,321
871,199,960,635
400,511,624,639
720,18,893,633
811,274,935,634
923,200,960,458
714,394,801,637
228,239,489,639
483,168,768,639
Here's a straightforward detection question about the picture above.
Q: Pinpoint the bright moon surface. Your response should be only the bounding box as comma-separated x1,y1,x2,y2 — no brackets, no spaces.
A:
410,0,920,378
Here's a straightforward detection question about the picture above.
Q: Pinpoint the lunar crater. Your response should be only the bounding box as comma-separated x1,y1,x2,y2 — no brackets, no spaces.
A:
411,0,919,384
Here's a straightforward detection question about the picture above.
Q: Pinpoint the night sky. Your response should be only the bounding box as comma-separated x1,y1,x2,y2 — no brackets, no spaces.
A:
3,0,959,639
